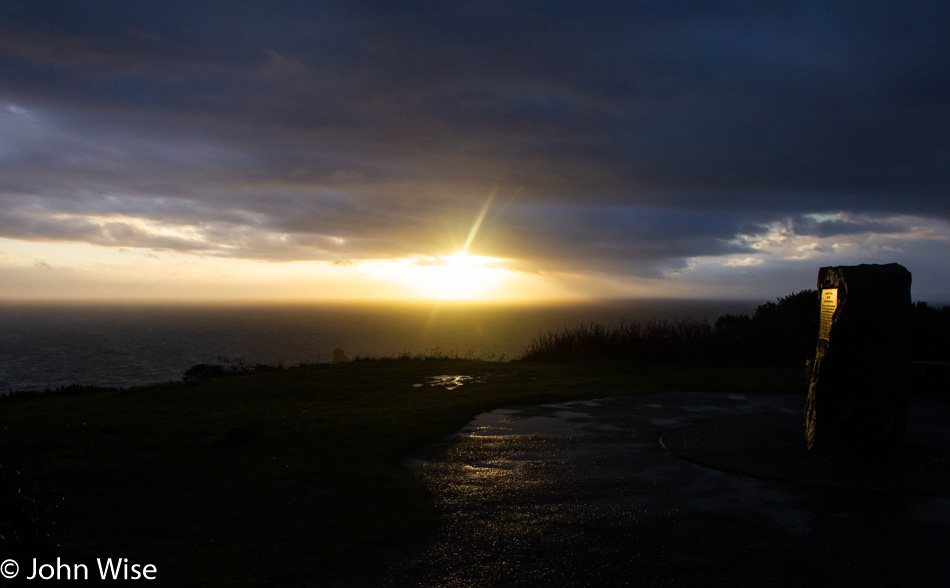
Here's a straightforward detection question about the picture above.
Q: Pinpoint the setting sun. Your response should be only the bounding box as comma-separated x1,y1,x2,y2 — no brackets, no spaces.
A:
385,252,511,300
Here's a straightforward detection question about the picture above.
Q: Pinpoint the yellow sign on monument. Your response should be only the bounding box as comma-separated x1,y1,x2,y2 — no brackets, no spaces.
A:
819,288,837,340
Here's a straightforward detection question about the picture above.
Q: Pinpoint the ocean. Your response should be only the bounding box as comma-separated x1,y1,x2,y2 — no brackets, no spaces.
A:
0,299,759,393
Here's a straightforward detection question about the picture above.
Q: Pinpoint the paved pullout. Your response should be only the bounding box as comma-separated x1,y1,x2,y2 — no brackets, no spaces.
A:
311,392,950,587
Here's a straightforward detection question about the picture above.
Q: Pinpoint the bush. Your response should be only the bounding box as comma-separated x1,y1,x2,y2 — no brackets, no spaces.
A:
519,318,713,363
743,290,819,366
520,290,821,366
183,363,226,383
183,356,281,383
521,290,950,366
909,301,950,361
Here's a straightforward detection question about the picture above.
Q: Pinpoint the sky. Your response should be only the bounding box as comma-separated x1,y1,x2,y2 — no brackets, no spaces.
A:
1,1,948,303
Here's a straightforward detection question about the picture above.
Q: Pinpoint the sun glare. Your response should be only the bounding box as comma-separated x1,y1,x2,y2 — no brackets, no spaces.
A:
372,252,511,300
410,252,510,300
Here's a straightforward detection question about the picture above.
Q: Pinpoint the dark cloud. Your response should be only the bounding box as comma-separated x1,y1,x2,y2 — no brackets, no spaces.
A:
789,215,909,239
0,1,948,289
469,204,757,276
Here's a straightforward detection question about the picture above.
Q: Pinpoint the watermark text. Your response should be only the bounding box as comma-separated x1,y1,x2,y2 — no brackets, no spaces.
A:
1,557,157,581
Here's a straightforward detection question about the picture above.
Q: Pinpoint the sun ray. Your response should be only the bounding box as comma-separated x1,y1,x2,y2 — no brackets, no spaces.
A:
462,187,496,254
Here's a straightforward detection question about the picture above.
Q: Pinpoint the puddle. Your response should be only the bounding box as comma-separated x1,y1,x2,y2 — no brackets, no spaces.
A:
465,412,593,438
507,416,592,437
413,375,481,390
462,410,520,435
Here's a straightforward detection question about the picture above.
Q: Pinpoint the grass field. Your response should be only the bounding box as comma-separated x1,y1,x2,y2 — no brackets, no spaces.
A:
1,358,805,584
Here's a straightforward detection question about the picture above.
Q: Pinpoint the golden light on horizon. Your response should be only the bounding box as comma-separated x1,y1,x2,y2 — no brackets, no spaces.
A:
0,236,591,302
368,252,513,301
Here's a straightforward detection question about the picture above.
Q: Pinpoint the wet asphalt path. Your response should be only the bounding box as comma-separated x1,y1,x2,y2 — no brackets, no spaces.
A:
312,392,950,587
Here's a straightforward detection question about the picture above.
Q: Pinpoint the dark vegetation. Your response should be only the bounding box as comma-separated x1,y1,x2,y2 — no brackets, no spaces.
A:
182,355,280,383
1,290,947,583
520,290,950,366
909,300,950,360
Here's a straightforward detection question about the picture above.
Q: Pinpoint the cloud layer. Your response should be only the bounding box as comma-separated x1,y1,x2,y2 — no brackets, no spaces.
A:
1,1,948,299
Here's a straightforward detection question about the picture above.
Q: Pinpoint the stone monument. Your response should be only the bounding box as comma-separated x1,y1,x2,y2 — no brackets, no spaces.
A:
805,263,912,454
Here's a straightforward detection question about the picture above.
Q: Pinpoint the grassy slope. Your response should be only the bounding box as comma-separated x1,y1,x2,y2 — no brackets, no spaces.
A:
0,359,804,584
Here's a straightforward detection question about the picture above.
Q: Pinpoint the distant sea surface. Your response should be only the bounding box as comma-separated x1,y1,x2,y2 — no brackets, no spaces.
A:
0,299,759,393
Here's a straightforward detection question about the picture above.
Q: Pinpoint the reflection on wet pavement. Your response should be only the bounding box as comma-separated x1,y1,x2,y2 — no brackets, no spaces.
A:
318,392,950,587
464,407,593,438
413,375,482,390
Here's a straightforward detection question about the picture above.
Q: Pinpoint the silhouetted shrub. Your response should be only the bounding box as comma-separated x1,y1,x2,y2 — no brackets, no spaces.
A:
711,313,753,360
519,318,713,363
183,363,226,383
183,356,280,383
521,289,950,366
521,290,823,365
746,290,819,366
909,301,950,361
